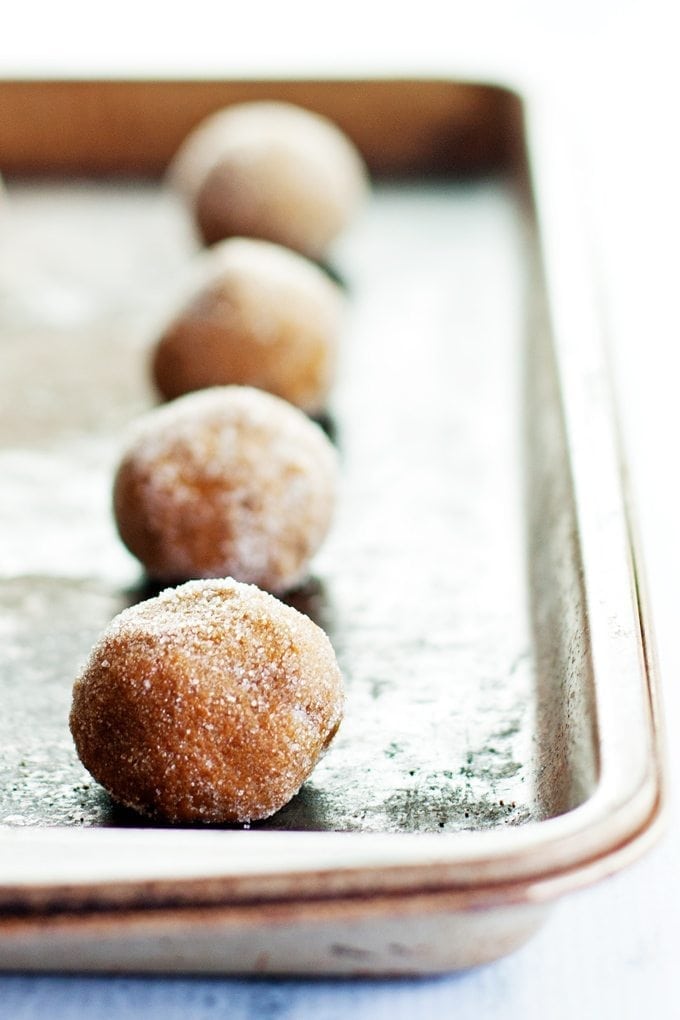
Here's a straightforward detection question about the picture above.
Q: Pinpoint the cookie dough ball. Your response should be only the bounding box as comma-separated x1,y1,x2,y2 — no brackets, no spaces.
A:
152,237,343,413
170,101,369,259
113,386,337,592
70,578,344,823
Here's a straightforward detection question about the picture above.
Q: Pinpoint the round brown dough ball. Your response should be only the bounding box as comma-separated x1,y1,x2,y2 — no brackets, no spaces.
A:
169,101,369,259
69,578,344,823
152,237,343,413
113,386,337,592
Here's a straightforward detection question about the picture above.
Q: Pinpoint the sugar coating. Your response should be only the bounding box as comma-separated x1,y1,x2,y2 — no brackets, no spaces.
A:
152,237,344,413
69,578,344,823
113,386,337,591
169,100,369,259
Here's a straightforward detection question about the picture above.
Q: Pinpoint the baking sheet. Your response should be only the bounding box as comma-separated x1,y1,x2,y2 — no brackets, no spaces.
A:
0,77,666,977
0,174,550,834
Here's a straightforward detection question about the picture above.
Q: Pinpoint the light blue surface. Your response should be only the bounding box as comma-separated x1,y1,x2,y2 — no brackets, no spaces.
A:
1,4,677,1017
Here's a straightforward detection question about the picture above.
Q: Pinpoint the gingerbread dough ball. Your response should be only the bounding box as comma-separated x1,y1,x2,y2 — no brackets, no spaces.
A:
169,101,369,259
70,578,344,823
113,386,337,592
152,237,343,413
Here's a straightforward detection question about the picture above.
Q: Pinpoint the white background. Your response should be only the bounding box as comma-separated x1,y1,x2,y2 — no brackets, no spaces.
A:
1,2,678,1016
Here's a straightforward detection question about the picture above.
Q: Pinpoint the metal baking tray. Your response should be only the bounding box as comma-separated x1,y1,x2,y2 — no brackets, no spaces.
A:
0,78,664,974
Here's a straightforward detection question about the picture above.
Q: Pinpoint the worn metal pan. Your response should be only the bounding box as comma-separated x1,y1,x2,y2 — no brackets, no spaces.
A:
0,78,664,974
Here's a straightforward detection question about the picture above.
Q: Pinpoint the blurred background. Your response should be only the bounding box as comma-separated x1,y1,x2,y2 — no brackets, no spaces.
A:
0,1,677,1016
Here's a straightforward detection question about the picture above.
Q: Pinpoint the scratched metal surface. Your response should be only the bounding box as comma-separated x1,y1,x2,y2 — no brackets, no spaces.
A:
0,177,581,833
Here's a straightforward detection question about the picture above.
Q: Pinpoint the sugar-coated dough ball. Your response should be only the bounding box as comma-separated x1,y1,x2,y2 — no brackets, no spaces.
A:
70,578,344,823
152,237,343,413
113,386,337,592
170,101,369,259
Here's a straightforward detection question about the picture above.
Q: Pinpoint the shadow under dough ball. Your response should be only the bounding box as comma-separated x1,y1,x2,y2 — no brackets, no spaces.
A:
152,237,344,413
169,100,369,260
113,386,338,592
69,578,344,824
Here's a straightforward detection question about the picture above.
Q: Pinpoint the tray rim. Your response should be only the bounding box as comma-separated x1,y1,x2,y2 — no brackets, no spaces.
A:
0,74,516,177
0,75,666,917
